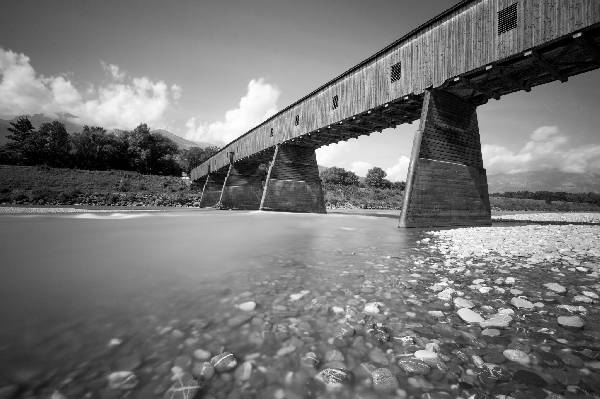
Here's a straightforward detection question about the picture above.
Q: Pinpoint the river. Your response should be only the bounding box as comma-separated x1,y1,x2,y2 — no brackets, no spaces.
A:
0,209,599,398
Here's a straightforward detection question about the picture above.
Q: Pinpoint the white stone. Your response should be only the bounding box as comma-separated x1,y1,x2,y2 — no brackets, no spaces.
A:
503,349,530,365
498,308,515,315
481,328,500,337
364,302,384,314
510,297,534,309
574,295,593,303
428,310,445,318
107,371,138,390
236,301,256,312
544,283,566,294
414,350,438,362
582,291,599,299
504,277,516,285
331,306,345,314
289,290,310,301
457,308,484,324
557,315,584,328
437,288,455,301
453,297,474,309
193,349,211,361
480,313,512,328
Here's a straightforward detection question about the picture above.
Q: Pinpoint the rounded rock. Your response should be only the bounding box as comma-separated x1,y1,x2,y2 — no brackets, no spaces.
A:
107,371,138,390
453,297,475,309
510,297,534,309
398,359,430,375
557,315,584,328
210,352,238,372
314,368,353,390
503,349,530,365
544,283,567,294
193,349,211,361
457,308,484,324
236,301,257,312
371,368,399,392
192,362,214,381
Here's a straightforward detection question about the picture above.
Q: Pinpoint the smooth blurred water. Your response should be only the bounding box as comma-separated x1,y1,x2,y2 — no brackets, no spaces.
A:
0,210,423,383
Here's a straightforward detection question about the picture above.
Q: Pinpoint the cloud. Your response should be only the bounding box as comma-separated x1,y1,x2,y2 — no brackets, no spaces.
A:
483,126,600,174
385,156,410,182
101,61,125,81
185,78,280,144
0,47,180,129
349,161,373,177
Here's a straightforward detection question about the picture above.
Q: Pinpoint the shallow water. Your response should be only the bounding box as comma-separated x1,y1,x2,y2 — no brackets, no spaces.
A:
0,210,599,399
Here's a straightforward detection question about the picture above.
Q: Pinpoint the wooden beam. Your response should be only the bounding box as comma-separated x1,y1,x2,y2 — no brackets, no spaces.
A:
455,76,500,100
495,66,531,92
527,51,567,83
574,32,600,64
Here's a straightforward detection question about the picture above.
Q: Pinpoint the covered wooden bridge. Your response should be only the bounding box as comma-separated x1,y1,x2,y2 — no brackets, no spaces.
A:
191,0,600,227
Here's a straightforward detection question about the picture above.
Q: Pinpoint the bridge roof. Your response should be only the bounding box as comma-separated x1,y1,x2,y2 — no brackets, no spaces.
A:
213,0,475,151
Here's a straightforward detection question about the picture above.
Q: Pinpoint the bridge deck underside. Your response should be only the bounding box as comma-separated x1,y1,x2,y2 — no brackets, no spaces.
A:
203,26,600,177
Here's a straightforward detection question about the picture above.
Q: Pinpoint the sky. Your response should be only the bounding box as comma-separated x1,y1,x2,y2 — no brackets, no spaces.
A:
1,0,599,181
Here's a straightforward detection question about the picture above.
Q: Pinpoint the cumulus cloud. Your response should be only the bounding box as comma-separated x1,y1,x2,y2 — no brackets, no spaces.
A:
483,126,600,174
185,78,280,144
385,156,410,182
0,47,180,129
349,161,373,177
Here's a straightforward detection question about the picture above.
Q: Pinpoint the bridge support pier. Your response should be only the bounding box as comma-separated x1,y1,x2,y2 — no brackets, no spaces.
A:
219,162,266,210
259,144,326,213
399,89,491,227
199,173,227,208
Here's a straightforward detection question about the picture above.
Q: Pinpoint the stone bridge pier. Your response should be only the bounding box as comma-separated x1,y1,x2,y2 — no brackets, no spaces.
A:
399,89,491,227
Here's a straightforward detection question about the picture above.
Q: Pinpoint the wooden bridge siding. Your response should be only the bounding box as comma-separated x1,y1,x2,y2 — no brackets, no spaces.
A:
192,0,600,179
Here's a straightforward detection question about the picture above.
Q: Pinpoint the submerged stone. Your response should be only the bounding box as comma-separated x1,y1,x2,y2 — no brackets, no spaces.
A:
457,308,484,324
107,371,138,390
371,368,398,392
503,349,530,365
210,352,238,372
557,315,584,328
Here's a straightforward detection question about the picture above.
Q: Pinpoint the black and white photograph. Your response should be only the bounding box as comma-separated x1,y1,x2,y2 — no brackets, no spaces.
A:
1,0,599,398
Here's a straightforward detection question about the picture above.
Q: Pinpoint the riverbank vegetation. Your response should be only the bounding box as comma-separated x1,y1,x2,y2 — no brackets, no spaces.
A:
0,116,218,175
1,163,599,212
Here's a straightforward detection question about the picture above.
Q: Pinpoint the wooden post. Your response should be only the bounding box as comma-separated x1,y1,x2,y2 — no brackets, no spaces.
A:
198,175,210,206
259,145,279,210
216,163,233,209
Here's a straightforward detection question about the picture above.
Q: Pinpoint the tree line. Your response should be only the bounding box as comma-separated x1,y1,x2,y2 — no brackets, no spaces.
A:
492,191,600,206
0,116,219,176
320,166,405,190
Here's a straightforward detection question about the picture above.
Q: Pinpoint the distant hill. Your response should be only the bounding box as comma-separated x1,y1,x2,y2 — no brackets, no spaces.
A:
0,114,207,150
488,170,600,193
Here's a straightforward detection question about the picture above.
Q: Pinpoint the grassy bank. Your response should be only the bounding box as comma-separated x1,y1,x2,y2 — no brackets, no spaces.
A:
0,164,201,207
2,165,599,212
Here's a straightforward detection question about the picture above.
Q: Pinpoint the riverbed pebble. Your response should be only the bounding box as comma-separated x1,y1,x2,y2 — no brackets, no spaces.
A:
371,368,398,392
502,349,530,365
557,315,585,328
107,371,138,390
210,352,238,372
456,308,484,323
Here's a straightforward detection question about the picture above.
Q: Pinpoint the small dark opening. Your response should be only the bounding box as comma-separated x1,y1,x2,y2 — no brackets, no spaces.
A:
390,62,402,83
498,3,518,35
294,115,300,126
270,128,274,137
332,95,339,110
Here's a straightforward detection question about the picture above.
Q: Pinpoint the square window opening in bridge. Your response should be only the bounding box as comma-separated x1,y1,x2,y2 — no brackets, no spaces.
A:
332,95,339,110
294,115,300,126
498,3,518,35
391,62,402,83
